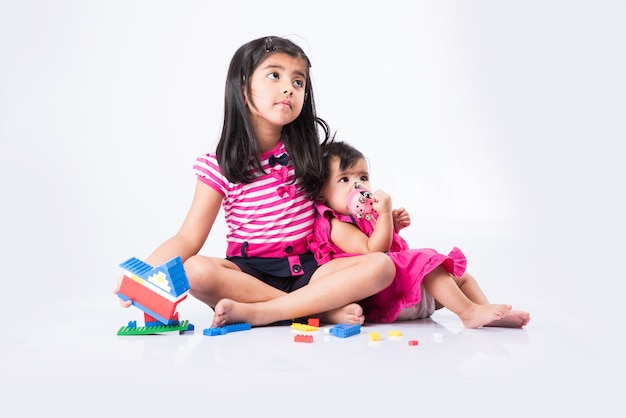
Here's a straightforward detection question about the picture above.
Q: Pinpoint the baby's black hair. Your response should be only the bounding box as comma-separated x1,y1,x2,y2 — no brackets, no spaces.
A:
320,139,366,184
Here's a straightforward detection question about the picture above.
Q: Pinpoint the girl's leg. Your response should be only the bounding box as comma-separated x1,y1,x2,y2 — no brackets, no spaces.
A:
424,266,512,329
211,253,395,327
307,259,368,325
449,272,531,328
185,255,286,308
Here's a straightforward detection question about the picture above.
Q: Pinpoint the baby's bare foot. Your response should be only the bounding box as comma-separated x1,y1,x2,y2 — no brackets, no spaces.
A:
461,304,512,329
485,309,531,328
318,303,364,325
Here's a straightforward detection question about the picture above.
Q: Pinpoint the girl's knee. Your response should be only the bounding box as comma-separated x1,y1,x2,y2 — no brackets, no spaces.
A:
183,256,201,280
184,256,217,290
370,252,395,286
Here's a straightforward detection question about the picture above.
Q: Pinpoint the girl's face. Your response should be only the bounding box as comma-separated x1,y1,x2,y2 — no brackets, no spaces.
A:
245,52,307,138
321,156,371,215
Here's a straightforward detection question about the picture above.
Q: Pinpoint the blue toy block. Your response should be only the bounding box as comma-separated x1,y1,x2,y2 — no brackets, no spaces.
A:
329,323,361,338
181,323,195,334
119,256,190,298
203,322,252,336
203,327,227,336
145,319,179,327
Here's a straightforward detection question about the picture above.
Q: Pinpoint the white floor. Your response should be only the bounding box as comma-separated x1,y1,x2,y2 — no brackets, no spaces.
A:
1,2,625,417
3,285,621,417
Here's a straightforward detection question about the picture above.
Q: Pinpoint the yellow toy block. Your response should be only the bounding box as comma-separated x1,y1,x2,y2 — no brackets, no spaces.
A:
368,331,381,341
291,322,319,332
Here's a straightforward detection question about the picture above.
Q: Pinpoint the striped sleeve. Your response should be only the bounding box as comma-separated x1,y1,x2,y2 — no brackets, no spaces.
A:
193,153,228,196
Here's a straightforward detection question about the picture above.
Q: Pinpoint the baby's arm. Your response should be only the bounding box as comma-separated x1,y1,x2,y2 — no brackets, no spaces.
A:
328,219,372,254
330,189,394,254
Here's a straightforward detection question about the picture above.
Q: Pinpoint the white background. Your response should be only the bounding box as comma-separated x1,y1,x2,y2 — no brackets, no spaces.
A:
1,0,624,339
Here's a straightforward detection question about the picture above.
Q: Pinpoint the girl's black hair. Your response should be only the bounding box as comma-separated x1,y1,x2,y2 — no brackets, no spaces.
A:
320,139,366,186
216,35,333,198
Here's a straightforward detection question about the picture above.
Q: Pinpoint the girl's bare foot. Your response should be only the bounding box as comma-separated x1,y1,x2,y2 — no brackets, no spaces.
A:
318,303,364,325
460,304,512,329
485,309,531,328
212,300,365,328
211,298,268,327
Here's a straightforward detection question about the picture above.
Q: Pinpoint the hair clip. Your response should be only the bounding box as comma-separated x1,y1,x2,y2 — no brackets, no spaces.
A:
264,37,276,52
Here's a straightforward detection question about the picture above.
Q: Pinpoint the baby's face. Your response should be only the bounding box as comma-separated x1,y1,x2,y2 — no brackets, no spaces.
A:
321,157,371,215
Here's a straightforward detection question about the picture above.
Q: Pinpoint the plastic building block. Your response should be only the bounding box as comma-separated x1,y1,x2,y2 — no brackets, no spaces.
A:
117,256,190,325
117,320,193,336
408,340,419,346
203,322,252,336
388,330,402,337
291,322,318,332
368,332,380,341
307,318,320,327
294,334,314,343
328,323,361,338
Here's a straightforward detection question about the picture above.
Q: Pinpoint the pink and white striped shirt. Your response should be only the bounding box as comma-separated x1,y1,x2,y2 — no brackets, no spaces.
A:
193,141,315,259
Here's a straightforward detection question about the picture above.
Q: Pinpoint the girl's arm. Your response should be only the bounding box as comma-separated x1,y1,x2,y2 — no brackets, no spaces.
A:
115,180,222,305
329,189,394,255
144,180,223,266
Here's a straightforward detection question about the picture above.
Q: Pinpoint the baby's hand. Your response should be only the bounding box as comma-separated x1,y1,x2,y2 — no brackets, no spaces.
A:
113,277,133,308
392,207,411,233
371,190,392,215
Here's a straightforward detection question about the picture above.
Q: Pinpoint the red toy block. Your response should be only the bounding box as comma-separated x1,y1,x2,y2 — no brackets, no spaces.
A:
307,318,320,327
408,340,419,346
119,275,187,323
294,334,314,343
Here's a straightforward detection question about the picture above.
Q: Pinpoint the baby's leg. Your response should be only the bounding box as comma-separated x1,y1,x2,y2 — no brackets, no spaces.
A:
452,272,531,328
452,272,489,304
485,310,531,328
424,266,511,329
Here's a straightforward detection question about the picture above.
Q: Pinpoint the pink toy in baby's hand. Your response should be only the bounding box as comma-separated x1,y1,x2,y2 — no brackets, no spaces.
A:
347,188,376,220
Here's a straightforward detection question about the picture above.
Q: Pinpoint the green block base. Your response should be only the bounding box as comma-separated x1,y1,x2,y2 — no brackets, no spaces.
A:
117,320,193,335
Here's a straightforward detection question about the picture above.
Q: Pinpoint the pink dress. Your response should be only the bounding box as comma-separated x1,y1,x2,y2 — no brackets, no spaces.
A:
307,202,467,323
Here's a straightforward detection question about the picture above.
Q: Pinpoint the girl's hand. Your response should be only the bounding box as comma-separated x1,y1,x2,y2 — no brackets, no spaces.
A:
114,277,133,308
392,207,411,233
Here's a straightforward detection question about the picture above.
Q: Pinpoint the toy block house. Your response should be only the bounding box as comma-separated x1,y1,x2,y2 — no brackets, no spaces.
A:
117,256,190,325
